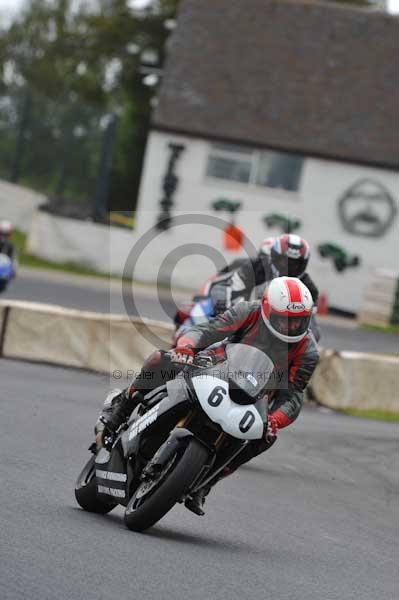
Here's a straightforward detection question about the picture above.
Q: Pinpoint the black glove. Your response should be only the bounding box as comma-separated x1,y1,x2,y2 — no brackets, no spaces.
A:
193,351,215,368
194,347,226,367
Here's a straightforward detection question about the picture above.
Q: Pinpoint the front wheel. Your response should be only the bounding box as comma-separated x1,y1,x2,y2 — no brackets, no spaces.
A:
75,455,117,514
124,438,209,532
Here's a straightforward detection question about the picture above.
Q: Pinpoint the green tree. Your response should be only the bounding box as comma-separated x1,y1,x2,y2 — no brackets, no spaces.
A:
1,0,372,213
0,0,180,214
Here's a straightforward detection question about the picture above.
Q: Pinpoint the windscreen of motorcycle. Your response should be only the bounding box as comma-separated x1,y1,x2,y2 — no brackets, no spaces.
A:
224,343,275,399
191,343,274,401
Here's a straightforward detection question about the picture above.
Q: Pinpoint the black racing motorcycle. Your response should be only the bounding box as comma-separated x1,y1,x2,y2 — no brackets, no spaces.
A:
75,343,274,532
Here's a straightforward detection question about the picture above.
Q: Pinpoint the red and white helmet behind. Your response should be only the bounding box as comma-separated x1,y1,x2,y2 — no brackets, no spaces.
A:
270,234,310,278
261,276,313,343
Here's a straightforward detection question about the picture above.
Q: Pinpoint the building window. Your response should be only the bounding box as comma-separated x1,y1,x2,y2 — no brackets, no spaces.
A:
206,143,303,192
206,143,253,184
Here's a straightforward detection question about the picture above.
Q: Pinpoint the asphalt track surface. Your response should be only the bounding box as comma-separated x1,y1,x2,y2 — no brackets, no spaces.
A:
2,269,399,354
1,358,398,600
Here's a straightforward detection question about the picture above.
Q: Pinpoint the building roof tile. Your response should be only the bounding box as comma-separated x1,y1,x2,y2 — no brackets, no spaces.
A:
153,0,399,168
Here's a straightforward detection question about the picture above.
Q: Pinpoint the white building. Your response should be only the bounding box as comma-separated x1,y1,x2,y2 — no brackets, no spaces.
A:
134,0,399,313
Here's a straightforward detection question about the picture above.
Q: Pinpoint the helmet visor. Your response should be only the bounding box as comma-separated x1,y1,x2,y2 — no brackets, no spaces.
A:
271,252,307,277
270,314,310,338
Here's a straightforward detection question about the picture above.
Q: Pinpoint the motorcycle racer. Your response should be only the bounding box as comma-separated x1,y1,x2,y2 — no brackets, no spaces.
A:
95,277,319,516
0,221,16,260
175,234,319,333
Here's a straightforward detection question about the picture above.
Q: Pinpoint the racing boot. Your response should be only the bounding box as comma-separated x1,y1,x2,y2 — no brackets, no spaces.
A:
184,466,234,516
95,387,144,448
184,485,211,516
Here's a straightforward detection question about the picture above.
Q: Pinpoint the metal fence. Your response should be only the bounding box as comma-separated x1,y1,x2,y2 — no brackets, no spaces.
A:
0,87,116,221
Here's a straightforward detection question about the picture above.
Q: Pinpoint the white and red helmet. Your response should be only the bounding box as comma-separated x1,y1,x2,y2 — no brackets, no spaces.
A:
261,277,313,343
0,220,13,239
270,234,310,278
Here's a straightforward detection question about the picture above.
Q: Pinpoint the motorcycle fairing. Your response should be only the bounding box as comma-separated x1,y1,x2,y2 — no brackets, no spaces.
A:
122,374,192,459
191,375,264,440
95,438,130,505
94,377,192,507
175,296,215,338
0,253,13,289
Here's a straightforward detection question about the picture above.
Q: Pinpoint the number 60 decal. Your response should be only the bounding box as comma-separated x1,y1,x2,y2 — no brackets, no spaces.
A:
205,385,257,435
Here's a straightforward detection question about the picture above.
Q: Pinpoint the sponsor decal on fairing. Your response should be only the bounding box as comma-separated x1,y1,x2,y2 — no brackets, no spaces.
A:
98,485,125,498
128,404,160,440
96,470,127,482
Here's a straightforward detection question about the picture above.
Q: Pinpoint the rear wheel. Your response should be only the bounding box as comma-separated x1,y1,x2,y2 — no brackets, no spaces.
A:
124,438,209,532
75,455,117,514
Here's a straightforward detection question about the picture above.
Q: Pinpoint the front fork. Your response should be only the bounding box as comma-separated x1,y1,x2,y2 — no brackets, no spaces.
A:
141,427,212,482
189,440,249,494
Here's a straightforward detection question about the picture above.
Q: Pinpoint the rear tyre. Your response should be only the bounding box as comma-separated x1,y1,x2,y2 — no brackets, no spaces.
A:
75,455,117,514
0,281,8,293
124,438,209,532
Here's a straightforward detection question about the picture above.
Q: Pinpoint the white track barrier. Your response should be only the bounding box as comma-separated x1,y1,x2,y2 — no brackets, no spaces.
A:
358,269,399,328
311,349,399,412
0,180,45,232
0,300,398,412
0,300,173,374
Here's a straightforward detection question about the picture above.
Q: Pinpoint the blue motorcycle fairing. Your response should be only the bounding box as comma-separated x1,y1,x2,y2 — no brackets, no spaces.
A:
0,255,14,281
177,296,215,336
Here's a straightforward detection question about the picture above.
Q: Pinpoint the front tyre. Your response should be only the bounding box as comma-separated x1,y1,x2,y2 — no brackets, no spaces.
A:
124,438,209,532
75,455,117,515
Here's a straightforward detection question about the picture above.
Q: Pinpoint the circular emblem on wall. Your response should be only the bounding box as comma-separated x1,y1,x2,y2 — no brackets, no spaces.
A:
338,179,397,238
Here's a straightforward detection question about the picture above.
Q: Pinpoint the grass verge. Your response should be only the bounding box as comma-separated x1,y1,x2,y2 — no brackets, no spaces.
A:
361,323,399,335
341,408,399,422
